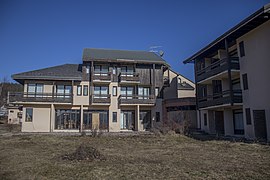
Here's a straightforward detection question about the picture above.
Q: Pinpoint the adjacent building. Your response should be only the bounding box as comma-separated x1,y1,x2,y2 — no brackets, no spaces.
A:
9,48,195,132
183,4,270,141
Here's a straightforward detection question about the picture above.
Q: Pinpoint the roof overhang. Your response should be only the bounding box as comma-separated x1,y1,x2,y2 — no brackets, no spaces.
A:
183,3,270,64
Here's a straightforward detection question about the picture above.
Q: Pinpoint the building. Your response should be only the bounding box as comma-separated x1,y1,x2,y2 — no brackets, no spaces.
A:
162,69,196,129
9,48,195,132
183,4,270,141
7,105,22,124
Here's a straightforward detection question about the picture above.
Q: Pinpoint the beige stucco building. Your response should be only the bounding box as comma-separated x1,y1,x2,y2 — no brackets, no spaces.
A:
183,3,270,141
10,49,195,133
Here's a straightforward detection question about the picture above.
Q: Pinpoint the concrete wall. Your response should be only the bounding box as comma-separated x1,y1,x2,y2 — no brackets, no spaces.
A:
237,20,270,141
73,81,89,105
22,104,51,132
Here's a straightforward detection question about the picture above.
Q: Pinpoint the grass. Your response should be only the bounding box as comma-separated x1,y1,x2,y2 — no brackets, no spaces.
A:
0,124,270,179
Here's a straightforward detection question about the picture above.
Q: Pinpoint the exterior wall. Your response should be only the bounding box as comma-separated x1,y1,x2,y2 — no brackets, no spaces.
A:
22,104,51,132
73,81,90,105
7,108,21,124
108,82,121,132
237,20,270,140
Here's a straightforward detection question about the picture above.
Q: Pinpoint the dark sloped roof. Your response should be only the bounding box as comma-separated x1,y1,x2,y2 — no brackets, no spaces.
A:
82,48,167,64
12,64,82,82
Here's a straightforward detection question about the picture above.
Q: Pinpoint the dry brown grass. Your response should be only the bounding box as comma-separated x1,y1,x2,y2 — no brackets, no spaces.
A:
0,125,270,179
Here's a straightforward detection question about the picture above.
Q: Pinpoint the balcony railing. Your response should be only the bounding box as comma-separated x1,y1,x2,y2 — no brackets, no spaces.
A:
8,92,72,103
92,72,111,81
118,95,155,105
196,57,240,82
198,90,242,108
90,94,111,104
118,72,140,83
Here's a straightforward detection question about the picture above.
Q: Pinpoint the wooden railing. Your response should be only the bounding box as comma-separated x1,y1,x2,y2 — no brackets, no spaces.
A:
8,92,72,103
196,57,240,82
118,72,140,83
198,90,242,108
91,94,111,104
92,72,111,81
118,94,155,104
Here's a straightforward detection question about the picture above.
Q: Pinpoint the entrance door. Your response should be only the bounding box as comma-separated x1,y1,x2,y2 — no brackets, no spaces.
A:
140,111,151,130
92,113,99,130
254,110,267,140
215,111,224,135
120,111,135,130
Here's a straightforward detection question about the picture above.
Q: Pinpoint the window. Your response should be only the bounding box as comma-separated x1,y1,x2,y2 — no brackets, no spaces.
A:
239,41,245,57
112,86,117,96
113,112,117,122
156,112,160,122
77,85,82,96
25,108,33,122
83,85,88,96
204,113,207,126
245,108,251,125
27,83,44,97
56,85,72,98
94,65,108,75
242,73,248,90
112,67,116,75
138,87,150,99
121,66,134,76
233,110,244,135
121,86,134,99
55,109,80,130
94,86,108,98
86,65,90,74
155,87,159,97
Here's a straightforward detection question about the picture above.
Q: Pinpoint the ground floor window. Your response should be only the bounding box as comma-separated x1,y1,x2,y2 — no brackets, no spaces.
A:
83,110,108,130
121,111,135,130
55,110,80,130
233,110,244,135
25,108,33,122
140,111,151,130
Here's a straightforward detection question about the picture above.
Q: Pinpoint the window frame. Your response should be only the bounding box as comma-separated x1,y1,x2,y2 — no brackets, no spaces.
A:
239,41,245,57
25,108,33,122
112,86,117,96
242,73,248,90
112,112,117,122
83,85,88,96
245,108,251,125
77,85,82,96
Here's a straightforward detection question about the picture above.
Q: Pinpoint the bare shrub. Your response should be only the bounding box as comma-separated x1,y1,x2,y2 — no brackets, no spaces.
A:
62,144,105,161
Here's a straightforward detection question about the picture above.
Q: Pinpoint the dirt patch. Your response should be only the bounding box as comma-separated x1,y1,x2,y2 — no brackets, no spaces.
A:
62,144,105,162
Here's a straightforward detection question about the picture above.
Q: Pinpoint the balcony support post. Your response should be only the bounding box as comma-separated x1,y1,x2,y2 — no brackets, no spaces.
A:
80,105,83,132
71,80,74,104
225,38,233,106
90,61,94,104
152,64,156,96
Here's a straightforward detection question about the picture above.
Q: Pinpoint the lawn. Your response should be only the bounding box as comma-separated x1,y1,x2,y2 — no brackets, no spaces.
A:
0,124,270,179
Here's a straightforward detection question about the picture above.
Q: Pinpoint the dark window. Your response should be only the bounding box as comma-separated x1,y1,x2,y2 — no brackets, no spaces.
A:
113,112,117,122
156,112,160,122
83,85,88,96
25,108,33,122
204,113,207,126
77,85,82,96
239,41,245,57
233,110,244,135
112,86,117,96
242,73,248,90
55,109,80,130
245,108,251,125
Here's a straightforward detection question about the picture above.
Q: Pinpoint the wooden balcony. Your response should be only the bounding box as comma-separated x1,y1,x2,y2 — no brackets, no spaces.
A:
90,94,111,104
92,72,111,82
196,57,240,82
198,90,242,108
118,72,140,83
118,95,155,105
8,92,72,103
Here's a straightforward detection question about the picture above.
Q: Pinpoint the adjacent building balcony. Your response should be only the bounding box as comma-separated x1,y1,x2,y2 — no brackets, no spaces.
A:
198,90,242,109
118,95,155,105
118,72,140,84
196,57,240,82
90,94,111,104
8,92,72,103
92,72,112,82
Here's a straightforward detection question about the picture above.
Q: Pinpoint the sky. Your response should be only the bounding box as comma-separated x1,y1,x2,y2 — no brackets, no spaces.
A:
0,0,269,82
